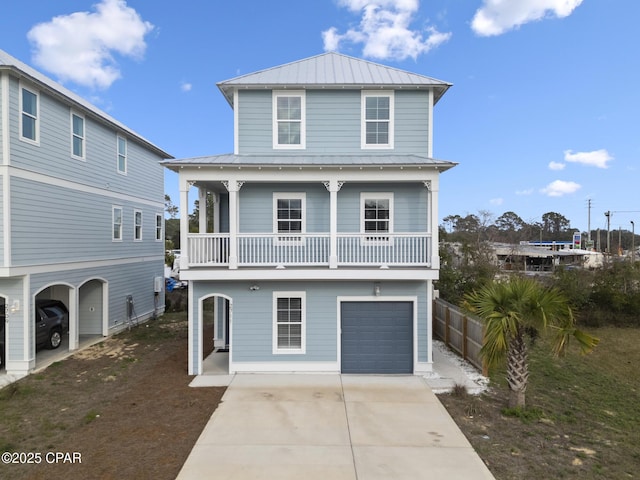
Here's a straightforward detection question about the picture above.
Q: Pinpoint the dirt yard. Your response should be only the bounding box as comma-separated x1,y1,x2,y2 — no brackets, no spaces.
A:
0,312,224,480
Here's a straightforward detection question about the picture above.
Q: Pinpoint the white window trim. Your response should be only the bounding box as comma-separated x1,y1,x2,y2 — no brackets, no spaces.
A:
272,90,306,150
155,213,163,242
360,192,394,245
272,291,306,355
361,90,394,150
112,206,123,242
134,209,143,242
70,111,85,160
117,135,127,175
19,83,39,146
273,192,306,246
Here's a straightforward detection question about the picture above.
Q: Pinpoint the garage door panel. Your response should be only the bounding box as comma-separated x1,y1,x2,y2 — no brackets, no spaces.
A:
341,301,413,374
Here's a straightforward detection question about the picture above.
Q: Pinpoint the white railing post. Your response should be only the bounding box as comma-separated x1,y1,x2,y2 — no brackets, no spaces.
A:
324,180,343,269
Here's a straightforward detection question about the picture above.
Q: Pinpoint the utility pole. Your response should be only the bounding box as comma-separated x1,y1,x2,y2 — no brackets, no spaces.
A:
632,221,636,263
605,211,611,254
587,198,592,242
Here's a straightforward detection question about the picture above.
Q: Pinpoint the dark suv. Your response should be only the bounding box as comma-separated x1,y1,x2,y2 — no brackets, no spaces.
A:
0,299,69,369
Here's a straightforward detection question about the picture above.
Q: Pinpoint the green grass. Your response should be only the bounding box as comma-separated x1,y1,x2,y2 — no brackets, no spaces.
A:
481,326,640,479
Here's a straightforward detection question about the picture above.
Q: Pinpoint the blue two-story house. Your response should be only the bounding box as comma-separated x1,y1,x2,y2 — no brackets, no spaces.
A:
0,50,171,376
163,52,455,376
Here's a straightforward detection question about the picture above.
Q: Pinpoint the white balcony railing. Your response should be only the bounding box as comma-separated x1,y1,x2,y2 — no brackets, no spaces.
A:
186,233,431,268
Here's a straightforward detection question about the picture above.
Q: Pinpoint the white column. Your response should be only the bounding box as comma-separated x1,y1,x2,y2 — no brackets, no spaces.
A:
325,180,343,269
179,179,191,271
224,180,243,269
198,188,207,233
424,179,439,269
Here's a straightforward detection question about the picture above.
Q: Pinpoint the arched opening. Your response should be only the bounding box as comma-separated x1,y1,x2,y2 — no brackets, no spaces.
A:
34,284,73,369
198,293,232,376
78,278,107,346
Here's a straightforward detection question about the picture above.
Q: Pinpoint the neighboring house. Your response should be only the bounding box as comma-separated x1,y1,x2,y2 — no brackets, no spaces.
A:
493,242,602,272
163,52,455,375
0,50,171,376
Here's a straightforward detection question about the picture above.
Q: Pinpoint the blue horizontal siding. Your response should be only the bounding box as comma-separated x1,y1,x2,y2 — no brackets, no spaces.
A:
191,280,428,364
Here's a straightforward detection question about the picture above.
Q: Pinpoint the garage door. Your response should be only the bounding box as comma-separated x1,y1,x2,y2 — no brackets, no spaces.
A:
341,301,413,374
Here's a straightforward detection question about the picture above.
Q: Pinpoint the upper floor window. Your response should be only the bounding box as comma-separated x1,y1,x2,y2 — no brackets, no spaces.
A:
71,112,85,159
155,214,163,242
117,135,127,174
273,91,305,149
361,91,394,149
273,193,305,243
134,210,143,241
273,292,306,354
20,86,39,144
112,206,123,241
361,193,394,241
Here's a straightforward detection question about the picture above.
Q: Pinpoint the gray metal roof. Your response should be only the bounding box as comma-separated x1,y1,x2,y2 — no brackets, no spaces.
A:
217,52,451,107
162,153,456,172
0,49,172,159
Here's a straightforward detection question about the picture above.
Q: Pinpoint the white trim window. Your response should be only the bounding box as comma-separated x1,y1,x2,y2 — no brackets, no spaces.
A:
134,210,143,241
20,85,39,144
273,192,305,244
117,135,127,174
273,91,305,149
361,193,394,242
71,112,85,159
112,206,123,241
155,213,163,242
273,292,306,354
361,91,394,149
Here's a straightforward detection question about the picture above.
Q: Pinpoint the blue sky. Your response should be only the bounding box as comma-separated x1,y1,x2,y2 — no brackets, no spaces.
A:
1,0,638,234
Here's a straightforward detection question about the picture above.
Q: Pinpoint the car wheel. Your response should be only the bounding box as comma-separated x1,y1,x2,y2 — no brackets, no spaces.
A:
48,329,62,349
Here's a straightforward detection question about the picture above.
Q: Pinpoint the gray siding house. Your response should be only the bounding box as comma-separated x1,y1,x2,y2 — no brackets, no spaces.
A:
0,50,171,376
163,53,455,375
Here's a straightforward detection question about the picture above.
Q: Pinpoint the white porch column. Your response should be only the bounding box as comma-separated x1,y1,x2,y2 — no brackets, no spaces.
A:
324,180,343,269
179,179,191,271
198,187,208,233
224,180,244,269
424,179,439,269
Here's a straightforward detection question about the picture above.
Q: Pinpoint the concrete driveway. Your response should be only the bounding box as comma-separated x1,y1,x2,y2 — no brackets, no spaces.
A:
177,374,494,480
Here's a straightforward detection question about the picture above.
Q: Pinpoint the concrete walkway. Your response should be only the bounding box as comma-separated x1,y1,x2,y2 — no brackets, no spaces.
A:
177,374,494,479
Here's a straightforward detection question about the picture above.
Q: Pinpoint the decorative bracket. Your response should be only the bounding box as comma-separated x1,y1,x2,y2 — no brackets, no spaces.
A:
422,180,432,191
323,180,344,192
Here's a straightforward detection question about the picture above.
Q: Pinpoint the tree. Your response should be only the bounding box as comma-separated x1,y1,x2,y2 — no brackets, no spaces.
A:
164,194,178,219
542,212,571,239
465,277,599,408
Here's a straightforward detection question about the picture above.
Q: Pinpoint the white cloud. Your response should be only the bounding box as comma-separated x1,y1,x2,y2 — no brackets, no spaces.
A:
322,0,451,61
180,82,193,92
516,188,534,195
27,0,154,89
548,161,565,171
490,198,503,206
564,149,613,169
471,0,583,37
540,180,581,197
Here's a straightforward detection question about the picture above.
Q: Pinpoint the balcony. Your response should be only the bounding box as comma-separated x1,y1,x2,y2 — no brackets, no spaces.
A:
186,233,432,268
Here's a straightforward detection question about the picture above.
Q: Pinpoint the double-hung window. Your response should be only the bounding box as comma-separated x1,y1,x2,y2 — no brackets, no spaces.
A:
155,214,163,242
273,193,305,244
134,210,143,241
273,91,305,149
117,135,127,174
361,91,394,149
20,86,39,144
71,112,85,159
112,206,123,241
273,292,305,354
361,193,393,242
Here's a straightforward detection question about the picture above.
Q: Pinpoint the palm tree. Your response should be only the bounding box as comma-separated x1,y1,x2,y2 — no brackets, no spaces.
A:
465,277,599,408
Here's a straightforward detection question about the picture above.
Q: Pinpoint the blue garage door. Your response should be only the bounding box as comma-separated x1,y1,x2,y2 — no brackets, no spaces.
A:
341,301,413,374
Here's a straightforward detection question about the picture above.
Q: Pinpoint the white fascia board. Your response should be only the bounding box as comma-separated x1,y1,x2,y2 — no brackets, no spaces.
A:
177,166,440,184
179,268,438,282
